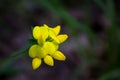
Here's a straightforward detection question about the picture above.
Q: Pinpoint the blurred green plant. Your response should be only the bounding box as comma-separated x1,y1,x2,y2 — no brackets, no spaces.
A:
93,0,120,80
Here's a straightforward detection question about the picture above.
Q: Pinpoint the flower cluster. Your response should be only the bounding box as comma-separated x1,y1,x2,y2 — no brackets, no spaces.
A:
29,24,68,70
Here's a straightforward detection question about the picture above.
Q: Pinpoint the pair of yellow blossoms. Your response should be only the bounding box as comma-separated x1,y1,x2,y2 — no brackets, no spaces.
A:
29,24,68,70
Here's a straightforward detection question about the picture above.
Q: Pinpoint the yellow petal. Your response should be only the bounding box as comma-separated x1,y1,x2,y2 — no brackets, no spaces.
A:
51,25,61,35
37,47,47,58
37,36,44,46
53,51,66,61
45,42,59,55
32,58,42,70
33,26,41,39
49,30,60,43
44,55,54,66
43,42,58,55
57,34,68,44
41,27,48,41
33,26,48,40
44,24,60,36
43,24,49,28
29,44,47,58
29,45,38,58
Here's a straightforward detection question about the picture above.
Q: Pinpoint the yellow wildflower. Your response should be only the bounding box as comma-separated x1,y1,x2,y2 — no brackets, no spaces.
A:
29,24,68,70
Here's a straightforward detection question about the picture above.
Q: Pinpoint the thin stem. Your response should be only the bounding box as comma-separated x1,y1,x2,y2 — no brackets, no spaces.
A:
0,44,30,71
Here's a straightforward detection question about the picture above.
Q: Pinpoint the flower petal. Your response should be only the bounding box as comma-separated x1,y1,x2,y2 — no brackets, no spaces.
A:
43,42,58,55
29,45,38,58
43,24,49,28
37,47,47,58
33,26,48,40
53,51,66,61
33,26,41,39
41,27,49,41
29,44,47,58
57,34,68,44
32,58,42,70
44,55,54,66
37,36,44,46
51,25,61,35
49,30,60,43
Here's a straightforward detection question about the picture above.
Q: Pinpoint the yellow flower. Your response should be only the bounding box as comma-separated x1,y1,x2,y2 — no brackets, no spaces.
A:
29,24,68,70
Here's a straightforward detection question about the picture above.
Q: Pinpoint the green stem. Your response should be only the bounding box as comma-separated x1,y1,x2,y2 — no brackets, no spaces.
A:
1,48,27,63
0,44,30,71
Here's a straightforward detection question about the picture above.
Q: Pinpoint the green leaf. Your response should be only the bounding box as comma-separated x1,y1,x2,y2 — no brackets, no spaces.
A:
28,39,37,45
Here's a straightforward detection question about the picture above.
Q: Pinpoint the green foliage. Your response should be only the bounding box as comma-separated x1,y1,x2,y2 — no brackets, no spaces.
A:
28,39,37,45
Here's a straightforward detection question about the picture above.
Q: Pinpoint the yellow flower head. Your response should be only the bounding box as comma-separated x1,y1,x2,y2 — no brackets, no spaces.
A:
29,24,68,70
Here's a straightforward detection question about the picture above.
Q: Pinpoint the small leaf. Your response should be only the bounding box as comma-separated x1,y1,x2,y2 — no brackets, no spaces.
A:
28,39,37,45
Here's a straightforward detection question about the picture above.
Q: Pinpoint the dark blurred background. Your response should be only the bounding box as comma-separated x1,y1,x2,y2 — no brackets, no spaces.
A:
0,0,120,80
